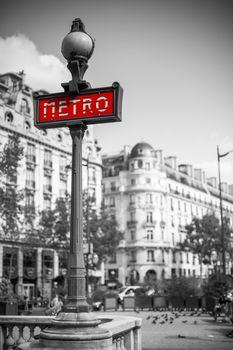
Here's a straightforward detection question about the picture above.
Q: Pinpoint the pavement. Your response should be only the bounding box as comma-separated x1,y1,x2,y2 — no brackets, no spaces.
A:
108,310,233,350
30,307,233,350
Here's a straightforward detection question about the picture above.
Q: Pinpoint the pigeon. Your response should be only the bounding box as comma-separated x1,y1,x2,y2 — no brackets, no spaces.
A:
178,334,186,338
194,320,197,325
160,321,165,324
152,319,157,324
146,316,151,320
182,320,188,323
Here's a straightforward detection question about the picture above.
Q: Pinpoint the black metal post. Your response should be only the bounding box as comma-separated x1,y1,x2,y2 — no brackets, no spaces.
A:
217,145,226,277
85,155,90,297
62,124,90,313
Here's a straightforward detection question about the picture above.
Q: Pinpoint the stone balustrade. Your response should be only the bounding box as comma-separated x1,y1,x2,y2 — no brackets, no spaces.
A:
0,314,141,350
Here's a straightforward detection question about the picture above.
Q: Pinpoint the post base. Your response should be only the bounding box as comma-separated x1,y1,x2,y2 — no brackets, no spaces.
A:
17,312,113,350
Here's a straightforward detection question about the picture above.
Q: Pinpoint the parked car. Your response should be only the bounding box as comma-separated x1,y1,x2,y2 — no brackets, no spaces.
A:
118,286,142,305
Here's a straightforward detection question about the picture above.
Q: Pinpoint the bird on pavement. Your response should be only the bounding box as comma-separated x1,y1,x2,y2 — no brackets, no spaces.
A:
178,334,186,338
182,320,188,323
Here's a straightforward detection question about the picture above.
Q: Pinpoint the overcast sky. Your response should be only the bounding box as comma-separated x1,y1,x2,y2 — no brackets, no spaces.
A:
0,0,232,184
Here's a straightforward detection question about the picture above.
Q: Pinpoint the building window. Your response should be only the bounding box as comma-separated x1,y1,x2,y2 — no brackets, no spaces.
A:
147,250,155,262
44,149,52,168
146,211,153,223
172,233,175,246
44,175,52,193
161,230,164,241
21,98,30,114
186,253,189,264
130,250,136,262
130,194,135,205
138,160,143,168
180,252,183,264
162,250,165,263
179,268,182,277
59,156,67,174
89,187,96,202
192,255,196,265
26,168,35,188
147,229,153,241
172,251,176,263
130,230,136,241
145,162,150,170
110,182,116,191
146,193,153,204
130,162,135,171
25,192,35,210
24,121,31,130
146,178,151,184
171,268,176,278
130,211,135,221
170,198,174,211
26,143,36,163
131,178,136,185
110,196,115,207
59,179,67,197
44,197,51,210
178,200,180,210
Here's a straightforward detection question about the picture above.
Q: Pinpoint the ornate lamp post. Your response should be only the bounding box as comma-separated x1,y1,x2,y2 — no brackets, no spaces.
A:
20,18,113,350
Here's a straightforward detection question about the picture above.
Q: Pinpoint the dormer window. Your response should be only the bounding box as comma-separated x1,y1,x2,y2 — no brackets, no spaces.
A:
5,111,13,123
138,148,143,154
57,133,62,142
21,98,30,114
24,121,31,130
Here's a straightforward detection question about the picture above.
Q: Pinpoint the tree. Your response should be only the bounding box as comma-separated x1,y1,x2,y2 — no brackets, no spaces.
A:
83,195,124,263
180,213,232,276
37,197,70,248
166,276,201,298
0,133,24,240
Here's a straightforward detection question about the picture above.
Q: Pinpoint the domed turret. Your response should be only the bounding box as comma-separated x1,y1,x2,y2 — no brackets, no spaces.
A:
130,142,155,158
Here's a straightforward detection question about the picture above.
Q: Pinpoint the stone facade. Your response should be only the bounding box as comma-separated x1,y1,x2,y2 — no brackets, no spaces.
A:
102,142,233,285
0,72,103,298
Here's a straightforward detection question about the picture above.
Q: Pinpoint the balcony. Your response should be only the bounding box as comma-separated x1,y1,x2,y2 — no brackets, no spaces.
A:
127,220,138,228
0,314,141,350
26,180,36,189
26,154,36,164
143,221,156,228
43,185,52,194
160,221,166,229
59,189,67,198
44,160,53,169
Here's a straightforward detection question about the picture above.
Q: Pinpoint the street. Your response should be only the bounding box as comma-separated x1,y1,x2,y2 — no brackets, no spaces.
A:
100,310,233,350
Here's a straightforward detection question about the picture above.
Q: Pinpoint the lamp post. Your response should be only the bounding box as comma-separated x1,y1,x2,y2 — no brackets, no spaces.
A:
21,18,113,350
217,146,233,277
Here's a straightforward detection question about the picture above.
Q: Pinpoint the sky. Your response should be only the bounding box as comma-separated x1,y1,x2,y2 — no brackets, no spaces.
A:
0,0,233,184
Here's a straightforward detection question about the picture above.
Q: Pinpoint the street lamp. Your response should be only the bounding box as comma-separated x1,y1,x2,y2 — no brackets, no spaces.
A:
22,18,113,350
217,145,233,277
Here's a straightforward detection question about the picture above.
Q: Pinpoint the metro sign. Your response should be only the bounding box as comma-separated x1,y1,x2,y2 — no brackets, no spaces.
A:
34,82,123,129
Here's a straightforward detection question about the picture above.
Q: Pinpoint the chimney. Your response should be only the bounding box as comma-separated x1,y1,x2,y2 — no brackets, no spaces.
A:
220,182,228,193
229,185,233,196
164,156,177,170
207,177,217,188
194,168,203,182
178,164,193,177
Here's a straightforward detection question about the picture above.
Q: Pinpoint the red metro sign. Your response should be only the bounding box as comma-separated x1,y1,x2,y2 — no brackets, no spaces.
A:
34,82,123,129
